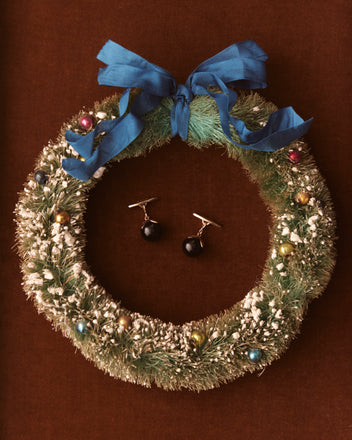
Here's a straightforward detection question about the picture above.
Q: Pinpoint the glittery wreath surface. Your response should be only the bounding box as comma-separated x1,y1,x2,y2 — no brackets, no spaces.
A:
15,91,336,391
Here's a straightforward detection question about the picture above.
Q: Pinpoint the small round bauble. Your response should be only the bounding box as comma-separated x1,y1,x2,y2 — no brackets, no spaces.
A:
55,211,70,225
183,237,203,257
288,149,301,164
278,242,294,257
141,220,162,241
248,348,262,363
295,191,310,205
191,330,206,347
118,315,132,330
79,115,94,130
34,170,48,185
76,320,88,334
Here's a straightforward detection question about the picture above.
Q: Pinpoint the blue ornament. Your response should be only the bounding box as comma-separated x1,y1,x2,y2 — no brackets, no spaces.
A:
34,170,48,185
248,348,262,363
76,320,88,334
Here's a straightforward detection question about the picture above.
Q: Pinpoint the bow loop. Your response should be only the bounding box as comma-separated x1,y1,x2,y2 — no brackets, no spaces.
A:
187,41,267,91
97,40,176,96
62,40,312,181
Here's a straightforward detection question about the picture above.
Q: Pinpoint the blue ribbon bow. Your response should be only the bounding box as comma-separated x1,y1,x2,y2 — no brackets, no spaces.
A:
62,40,312,181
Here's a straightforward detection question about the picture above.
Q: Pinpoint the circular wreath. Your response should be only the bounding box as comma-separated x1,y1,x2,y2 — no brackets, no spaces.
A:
15,88,336,391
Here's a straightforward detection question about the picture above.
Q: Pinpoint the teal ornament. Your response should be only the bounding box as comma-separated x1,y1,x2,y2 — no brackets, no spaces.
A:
248,348,262,363
76,320,88,334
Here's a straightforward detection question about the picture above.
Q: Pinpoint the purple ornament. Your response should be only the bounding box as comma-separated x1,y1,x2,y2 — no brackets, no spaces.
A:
288,149,301,164
79,115,94,130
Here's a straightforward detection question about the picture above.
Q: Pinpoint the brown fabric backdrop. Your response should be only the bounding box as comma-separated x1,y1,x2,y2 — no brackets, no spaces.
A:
1,1,351,439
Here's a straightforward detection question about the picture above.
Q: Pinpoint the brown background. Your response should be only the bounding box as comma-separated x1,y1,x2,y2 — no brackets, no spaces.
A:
1,1,351,439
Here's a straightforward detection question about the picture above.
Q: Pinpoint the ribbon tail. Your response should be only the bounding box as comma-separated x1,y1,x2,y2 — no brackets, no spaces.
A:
64,130,96,159
65,119,118,158
130,90,163,117
204,90,312,151
119,88,131,116
170,100,190,140
229,107,313,151
62,113,144,181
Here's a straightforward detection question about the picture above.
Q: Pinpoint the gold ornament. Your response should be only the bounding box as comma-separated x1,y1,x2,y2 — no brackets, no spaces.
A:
55,210,70,224
295,191,310,205
278,242,294,257
191,330,206,347
79,157,86,162
118,315,132,330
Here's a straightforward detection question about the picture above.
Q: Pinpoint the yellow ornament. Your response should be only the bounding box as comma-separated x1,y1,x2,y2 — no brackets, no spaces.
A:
79,157,86,162
295,191,310,205
191,330,206,347
118,315,132,330
278,242,294,257
55,210,70,224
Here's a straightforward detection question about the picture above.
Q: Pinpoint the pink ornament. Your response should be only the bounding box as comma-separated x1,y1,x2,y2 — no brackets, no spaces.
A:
79,115,94,130
288,149,301,164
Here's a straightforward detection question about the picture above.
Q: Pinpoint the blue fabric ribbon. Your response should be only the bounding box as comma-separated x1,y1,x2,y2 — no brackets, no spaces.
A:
62,40,312,181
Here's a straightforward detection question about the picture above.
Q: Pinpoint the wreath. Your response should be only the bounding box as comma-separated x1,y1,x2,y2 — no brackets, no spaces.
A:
15,40,336,391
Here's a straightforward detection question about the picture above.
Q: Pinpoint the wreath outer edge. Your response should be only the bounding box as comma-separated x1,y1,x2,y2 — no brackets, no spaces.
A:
15,91,337,391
